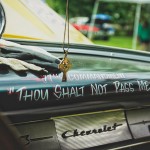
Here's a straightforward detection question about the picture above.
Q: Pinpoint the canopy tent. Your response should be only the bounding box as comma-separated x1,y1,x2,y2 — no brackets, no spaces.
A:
1,0,92,44
88,0,150,49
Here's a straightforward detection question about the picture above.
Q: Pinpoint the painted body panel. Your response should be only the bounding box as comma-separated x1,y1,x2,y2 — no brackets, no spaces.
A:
0,42,150,149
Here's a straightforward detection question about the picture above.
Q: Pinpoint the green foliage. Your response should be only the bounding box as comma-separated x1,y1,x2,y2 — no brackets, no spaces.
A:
46,0,66,16
46,0,150,35
46,1,149,22
46,0,95,18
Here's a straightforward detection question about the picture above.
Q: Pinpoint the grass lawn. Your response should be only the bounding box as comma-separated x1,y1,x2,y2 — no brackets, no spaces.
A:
92,36,133,49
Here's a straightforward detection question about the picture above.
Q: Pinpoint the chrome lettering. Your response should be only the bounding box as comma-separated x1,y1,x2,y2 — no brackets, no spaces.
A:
62,123,122,139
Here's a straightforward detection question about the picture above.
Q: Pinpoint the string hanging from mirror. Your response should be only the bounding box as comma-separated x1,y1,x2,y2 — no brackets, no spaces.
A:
59,0,71,82
63,0,69,52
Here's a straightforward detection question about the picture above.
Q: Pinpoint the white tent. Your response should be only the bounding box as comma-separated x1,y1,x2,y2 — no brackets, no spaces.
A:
1,0,92,44
88,0,150,49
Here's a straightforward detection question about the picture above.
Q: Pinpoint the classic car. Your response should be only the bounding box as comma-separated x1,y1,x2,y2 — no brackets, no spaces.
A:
70,14,115,40
0,1,150,150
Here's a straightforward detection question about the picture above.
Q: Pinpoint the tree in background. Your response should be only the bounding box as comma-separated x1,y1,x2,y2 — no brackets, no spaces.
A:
46,0,150,36
46,0,95,18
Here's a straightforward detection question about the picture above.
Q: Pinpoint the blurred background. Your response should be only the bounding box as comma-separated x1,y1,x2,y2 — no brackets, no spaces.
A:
45,0,150,51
